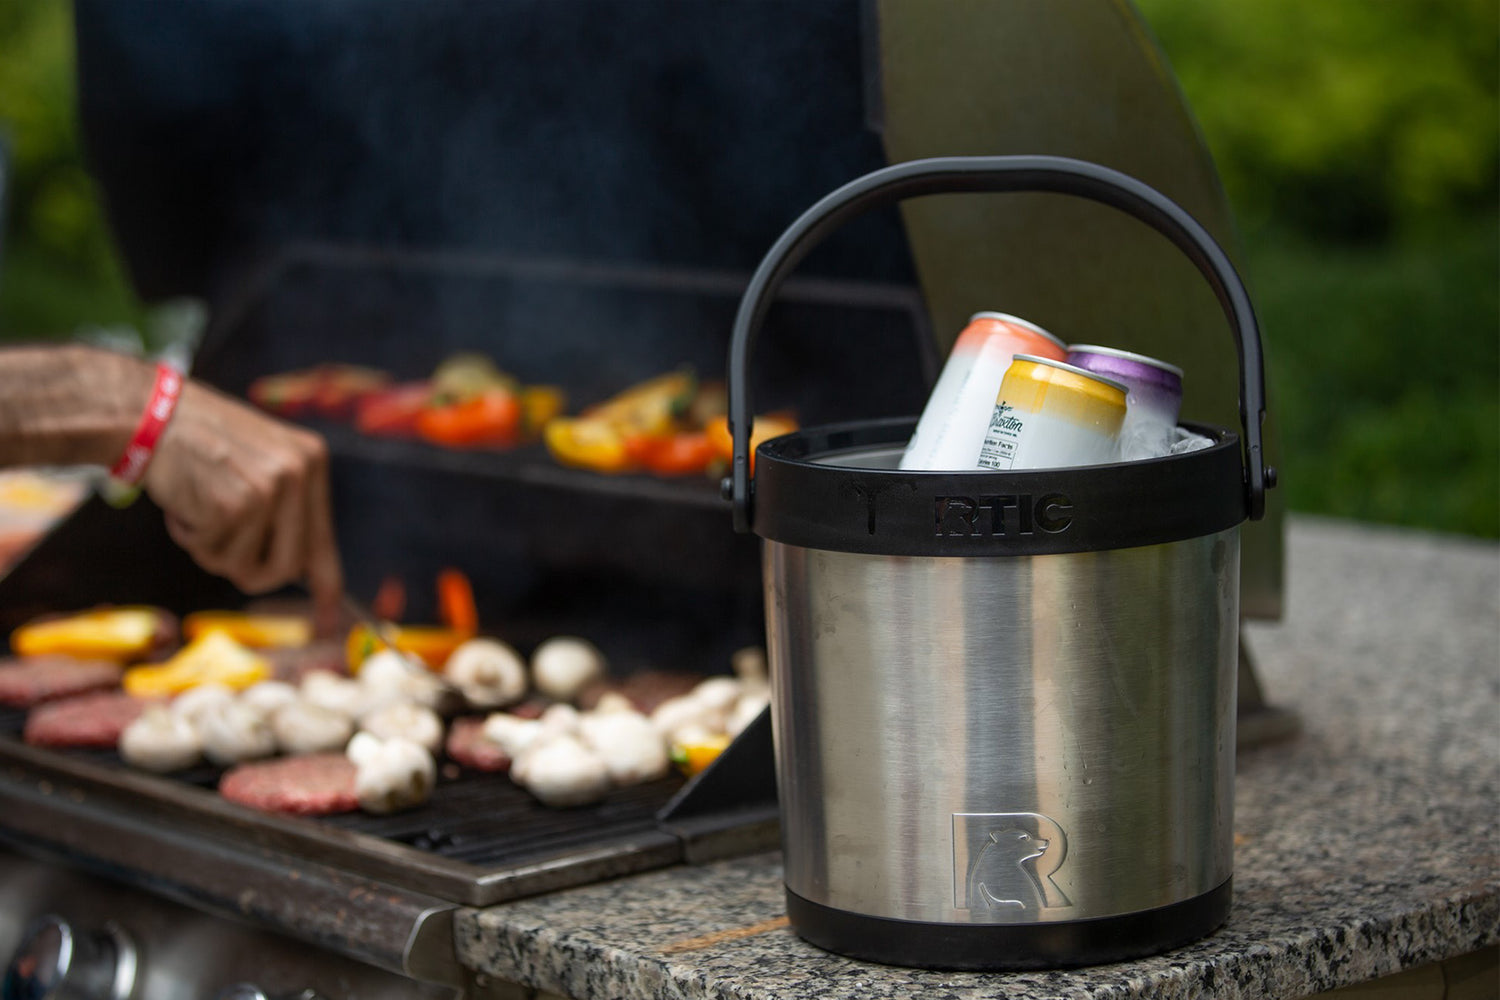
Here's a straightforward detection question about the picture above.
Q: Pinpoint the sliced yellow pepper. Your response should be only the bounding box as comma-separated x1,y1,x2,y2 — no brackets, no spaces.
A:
520,385,568,436
544,417,632,473
182,611,311,649
670,734,733,777
11,607,168,661
586,369,697,437
122,629,271,697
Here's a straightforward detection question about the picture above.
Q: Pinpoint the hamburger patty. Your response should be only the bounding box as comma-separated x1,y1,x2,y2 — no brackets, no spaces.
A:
444,716,511,773
0,656,123,707
23,691,154,749
219,753,359,815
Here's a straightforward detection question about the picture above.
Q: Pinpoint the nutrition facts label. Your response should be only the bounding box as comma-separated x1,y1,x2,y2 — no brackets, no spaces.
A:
977,404,1024,470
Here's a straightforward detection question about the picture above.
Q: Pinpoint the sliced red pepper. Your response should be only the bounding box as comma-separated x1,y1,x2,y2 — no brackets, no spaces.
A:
437,568,478,635
356,381,434,438
415,391,523,449
247,369,324,418
311,364,392,419
632,430,717,476
372,574,407,622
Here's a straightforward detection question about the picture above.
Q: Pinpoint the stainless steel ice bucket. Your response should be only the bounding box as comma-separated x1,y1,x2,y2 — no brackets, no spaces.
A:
724,156,1274,969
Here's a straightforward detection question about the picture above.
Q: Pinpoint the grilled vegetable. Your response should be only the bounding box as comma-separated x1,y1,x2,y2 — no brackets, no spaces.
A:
119,706,203,773
531,636,606,702
670,733,732,777
346,732,436,814
543,417,633,473
122,630,272,697
345,624,467,672
182,611,311,649
437,568,478,635
705,412,799,474
543,369,700,474
519,385,567,435
623,429,716,476
429,353,515,404
444,637,527,709
354,381,434,438
11,606,173,662
415,390,523,448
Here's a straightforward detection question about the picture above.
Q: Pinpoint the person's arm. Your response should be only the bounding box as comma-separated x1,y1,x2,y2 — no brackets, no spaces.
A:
0,344,343,628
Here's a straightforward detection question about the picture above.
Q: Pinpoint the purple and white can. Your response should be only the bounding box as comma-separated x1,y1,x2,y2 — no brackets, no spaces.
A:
1065,345,1184,461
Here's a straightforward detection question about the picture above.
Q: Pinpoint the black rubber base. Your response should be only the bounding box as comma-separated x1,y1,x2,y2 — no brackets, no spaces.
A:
786,879,1232,971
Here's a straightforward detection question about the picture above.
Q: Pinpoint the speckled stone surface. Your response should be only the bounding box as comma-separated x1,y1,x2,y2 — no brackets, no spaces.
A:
457,517,1500,999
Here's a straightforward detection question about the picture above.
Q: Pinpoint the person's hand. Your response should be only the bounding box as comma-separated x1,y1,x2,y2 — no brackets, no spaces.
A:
142,379,344,631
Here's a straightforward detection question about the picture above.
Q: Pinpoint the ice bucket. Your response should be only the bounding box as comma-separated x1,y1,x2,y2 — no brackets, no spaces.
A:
725,155,1274,970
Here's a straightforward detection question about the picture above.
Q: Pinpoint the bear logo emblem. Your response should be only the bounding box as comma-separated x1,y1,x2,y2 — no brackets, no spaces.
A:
953,812,1072,912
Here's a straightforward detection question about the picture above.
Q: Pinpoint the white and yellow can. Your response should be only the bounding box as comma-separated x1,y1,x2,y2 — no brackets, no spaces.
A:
977,355,1128,470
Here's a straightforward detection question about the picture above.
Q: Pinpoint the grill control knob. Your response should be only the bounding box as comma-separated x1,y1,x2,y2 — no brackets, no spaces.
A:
2,915,137,1000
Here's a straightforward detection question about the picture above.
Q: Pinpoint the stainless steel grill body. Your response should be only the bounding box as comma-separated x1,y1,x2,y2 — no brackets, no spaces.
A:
765,530,1238,925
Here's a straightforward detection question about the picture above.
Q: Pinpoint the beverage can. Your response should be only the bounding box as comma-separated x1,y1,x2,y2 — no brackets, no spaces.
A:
1065,345,1183,461
977,355,1127,470
899,313,1067,471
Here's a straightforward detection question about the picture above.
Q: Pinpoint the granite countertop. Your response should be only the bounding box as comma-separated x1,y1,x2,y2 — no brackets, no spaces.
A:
456,517,1500,1000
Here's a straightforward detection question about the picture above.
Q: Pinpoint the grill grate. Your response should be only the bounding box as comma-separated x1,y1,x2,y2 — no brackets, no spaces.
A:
0,705,684,869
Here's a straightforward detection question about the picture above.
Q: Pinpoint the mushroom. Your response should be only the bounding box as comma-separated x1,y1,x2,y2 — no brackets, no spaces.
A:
592,691,636,715
271,699,355,756
360,702,445,755
239,679,300,719
530,636,605,702
198,700,278,766
119,705,202,772
346,732,436,814
169,683,236,726
650,693,719,744
728,687,771,737
692,676,743,716
358,649,454,714
443,637,527,709
300,669,368,719
481,712,544,760
578,709,669,786
536,702,581,737
730,646,769,684
514,734,611,807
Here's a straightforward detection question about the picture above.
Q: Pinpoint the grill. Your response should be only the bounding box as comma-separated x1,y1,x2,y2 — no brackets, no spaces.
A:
2,1,1290,993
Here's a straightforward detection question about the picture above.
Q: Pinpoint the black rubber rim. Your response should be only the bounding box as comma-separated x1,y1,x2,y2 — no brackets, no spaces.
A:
753,418,1245,556
785,879,1232,971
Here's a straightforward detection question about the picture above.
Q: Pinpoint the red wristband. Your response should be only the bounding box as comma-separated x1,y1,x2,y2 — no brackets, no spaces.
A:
108,362,184,487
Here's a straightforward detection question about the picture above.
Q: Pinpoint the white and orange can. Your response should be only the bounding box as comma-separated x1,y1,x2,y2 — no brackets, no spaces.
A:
899,312,1068,471
977,355,1128,470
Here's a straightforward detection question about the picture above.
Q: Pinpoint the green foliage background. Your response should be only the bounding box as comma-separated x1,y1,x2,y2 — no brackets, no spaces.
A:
1,0,1496,536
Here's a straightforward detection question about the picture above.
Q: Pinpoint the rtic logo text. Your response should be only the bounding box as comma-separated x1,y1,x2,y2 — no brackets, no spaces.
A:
934,493,1073,536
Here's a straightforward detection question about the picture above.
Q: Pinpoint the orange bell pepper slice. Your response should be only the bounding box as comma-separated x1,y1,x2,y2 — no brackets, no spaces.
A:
346,624,468,673
415,390,522,449
705,412,799,474
437,568,478,635
625,430,717,476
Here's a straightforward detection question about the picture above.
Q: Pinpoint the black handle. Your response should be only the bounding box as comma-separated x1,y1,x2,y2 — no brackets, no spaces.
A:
725,154,1273,531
